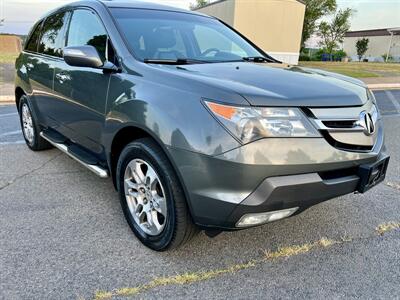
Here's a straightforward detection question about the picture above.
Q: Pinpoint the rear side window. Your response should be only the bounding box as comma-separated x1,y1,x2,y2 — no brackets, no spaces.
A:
38,11,69,57
67,9,108,62
25,20,43,52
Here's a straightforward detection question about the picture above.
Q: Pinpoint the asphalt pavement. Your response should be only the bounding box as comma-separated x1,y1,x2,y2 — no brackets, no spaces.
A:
0,91,399,300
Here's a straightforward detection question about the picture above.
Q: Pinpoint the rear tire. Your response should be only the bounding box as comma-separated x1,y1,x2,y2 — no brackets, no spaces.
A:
116,138,198,251
18,95,52,151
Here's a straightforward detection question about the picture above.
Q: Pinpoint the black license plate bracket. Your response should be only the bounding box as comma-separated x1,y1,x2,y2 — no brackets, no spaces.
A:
357,155,390,193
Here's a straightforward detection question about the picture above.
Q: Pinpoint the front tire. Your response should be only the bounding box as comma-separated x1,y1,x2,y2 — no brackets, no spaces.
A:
18,95,51,151
116,138,197,251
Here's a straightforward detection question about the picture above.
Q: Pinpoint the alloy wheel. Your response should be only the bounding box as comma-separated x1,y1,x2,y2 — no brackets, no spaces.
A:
21,103,34,144
124,159,168,236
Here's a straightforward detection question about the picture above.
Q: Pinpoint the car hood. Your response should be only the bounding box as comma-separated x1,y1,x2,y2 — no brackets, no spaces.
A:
161,62,369,107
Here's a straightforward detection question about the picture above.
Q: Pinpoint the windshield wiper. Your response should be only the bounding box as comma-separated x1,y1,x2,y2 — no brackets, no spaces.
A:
243,54,283,63
242,56,271,63
143,58,207,65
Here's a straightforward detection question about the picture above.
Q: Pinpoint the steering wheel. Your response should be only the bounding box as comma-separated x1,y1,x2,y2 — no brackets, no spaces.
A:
200,48,220,57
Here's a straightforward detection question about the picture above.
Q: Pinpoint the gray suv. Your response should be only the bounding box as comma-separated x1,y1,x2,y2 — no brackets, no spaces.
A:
15,0,389,251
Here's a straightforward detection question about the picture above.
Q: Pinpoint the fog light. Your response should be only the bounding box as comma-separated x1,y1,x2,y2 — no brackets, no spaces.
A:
236,207,299,228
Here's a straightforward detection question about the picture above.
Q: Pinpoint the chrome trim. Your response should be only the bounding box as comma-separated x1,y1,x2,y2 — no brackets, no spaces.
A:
312,104,378,133
309,100,374,120
21,103,35,144
356,111,375,136
309,102,379,150
124,159,167,236
312,119,364,132
40,132,109,178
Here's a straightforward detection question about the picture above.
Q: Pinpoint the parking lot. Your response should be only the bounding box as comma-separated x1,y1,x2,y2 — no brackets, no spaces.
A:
1,90,399,299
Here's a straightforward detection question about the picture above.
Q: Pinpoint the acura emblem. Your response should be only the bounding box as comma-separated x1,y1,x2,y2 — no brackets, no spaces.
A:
357,111,375,136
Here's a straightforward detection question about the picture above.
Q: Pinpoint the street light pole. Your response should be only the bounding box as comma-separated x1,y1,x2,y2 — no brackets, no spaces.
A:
0,19,4,34
386,30,394,62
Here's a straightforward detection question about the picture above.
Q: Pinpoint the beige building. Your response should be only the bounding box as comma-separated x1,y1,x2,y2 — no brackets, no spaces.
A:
343,28,400,62
196,0,306,64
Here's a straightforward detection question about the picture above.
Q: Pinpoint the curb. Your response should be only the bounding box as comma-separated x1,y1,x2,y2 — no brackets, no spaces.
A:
367,83,400,90
0,96,15,106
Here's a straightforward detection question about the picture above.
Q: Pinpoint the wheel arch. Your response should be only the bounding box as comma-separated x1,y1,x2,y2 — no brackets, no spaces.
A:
15,86,25,111
108,125,195,218
109,125,151,186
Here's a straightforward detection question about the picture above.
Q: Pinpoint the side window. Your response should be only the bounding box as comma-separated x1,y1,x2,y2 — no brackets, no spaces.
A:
38,11,69,57
67,9,108,62
25,20,43,52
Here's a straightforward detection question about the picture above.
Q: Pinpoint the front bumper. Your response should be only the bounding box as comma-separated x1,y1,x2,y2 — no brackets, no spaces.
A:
167,122,386,230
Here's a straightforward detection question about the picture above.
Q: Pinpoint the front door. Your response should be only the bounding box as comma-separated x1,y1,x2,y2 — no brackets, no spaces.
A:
53,8,111,156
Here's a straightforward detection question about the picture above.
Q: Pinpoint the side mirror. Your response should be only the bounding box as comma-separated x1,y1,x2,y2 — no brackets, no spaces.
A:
63,45,103,69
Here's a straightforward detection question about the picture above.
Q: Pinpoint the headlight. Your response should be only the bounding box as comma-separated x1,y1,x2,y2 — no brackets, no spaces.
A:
204,101,320,144
367,88,376,104
367,89,381,119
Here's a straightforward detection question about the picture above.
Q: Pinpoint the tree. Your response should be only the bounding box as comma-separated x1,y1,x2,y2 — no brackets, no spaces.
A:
190,0,209,10
318,8,353,59
356,38,369,61
301,0,337,48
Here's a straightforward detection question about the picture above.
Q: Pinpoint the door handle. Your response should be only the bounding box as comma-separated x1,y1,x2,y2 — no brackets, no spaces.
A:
55,72,70,82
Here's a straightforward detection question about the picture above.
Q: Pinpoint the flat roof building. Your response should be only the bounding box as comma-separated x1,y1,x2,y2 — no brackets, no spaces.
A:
343,28,400,62
195,0,306,64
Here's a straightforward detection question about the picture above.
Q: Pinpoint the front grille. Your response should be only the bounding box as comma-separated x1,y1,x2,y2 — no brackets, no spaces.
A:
321,131,373,152
322,120,356,129
305,103,378,153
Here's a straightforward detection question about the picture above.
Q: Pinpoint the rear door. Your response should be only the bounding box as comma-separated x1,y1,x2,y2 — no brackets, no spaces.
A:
53,8,112,156
23,11,69,126
22,19,45,123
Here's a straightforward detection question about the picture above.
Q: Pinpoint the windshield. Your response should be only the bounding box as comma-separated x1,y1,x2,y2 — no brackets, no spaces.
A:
110,8,264,63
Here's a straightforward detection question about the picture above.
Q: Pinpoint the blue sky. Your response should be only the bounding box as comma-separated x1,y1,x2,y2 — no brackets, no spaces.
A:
336,0,400,30
1,0,399,35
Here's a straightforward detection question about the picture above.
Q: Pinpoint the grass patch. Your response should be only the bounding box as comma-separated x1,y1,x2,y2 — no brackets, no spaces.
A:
149,261,256,285
319,237,336,247
265,237,337,259
323,69,378,78
265,243,312,259
299,62,400,78
0,53,19,64
386,182,400,191
91,238,338,299
94,290,113,300
90,223,400,299
376,222,400,235
112,261,257,298
115,287,141,297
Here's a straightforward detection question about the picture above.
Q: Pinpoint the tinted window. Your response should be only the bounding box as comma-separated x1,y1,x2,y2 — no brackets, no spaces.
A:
25,20,43,52
67,9,107,62
38,11,69,57
110,8,263,62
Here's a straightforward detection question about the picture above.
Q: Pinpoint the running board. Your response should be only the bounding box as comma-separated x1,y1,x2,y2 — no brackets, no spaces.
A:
40,132,109,178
